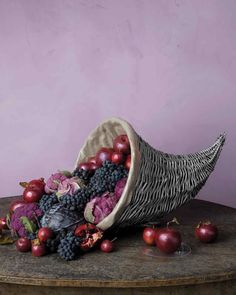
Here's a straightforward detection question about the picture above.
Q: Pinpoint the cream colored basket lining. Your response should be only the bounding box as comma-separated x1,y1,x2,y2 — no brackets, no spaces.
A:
75,117,141,230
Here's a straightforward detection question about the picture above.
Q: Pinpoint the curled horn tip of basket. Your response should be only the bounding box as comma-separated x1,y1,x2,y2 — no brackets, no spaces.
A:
77,118,226,230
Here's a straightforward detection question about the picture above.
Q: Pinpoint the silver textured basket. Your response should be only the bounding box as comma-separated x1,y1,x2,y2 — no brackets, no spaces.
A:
76,117,226,230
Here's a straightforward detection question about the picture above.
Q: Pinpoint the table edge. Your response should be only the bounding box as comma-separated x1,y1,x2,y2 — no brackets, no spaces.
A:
0,272,235,288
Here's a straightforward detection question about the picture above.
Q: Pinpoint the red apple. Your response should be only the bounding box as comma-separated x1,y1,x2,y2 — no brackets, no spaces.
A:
38,227,54,243
113,134,130,155
16,238,31,252
100,240,114,253
89,162,100,172
9,199,25,215
155,227,181,254
88,156,97,164
78,162,92,171
32,240,46,257
143,227,157,246
195,221,218,243
125,154,131,170
111,152,125,165
23,188,43,203
0,217,8,230
96,148,113,166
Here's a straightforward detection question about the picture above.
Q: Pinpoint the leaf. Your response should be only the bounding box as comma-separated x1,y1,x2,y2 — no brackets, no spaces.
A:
19,181,28,188
6,213,11,229
59,170,72,178
0,235,14,245
20,216,37,233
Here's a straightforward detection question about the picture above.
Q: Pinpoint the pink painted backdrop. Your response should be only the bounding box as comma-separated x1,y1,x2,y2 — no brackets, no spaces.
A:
0,0,235,208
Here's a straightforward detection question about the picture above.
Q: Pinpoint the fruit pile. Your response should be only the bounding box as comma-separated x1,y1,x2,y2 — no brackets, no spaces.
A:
143,218,218,254
0,135,131,260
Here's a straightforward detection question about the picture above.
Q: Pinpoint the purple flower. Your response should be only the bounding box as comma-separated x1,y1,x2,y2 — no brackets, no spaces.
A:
10,203,43,237
57,177,81,197
45,172,68,194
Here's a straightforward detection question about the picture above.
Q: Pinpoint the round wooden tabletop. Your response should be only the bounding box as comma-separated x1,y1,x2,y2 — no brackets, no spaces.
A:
0,197,235,293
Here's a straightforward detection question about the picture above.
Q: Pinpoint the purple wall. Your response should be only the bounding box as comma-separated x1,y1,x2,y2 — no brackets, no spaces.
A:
0,0,235,208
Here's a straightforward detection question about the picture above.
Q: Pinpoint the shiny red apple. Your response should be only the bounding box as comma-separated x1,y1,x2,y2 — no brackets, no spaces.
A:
195,221,218,243
96,148,113,166
143,227,157,246
0,217,8,230
38,227,54,243
113,134,130,154
9,199,25,215
111,151,125,165
74,223,97,237
125,154,131,170
155,227,181,254
16,238,31,252
31,240,46,257
23,188,43,203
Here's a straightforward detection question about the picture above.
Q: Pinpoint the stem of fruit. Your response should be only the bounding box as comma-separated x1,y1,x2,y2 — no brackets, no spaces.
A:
167,217,179,228
111,237,117,243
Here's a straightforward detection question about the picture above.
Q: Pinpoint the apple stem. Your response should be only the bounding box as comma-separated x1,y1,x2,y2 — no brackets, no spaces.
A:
167,217,180,228
111,237,117,243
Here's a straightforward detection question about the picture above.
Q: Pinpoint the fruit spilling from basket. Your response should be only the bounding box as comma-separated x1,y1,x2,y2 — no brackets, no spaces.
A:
0,135,131,260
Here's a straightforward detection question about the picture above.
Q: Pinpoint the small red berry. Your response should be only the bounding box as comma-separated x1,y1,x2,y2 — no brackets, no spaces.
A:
100,240,114,253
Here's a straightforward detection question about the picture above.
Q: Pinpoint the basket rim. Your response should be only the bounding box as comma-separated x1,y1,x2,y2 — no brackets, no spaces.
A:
75,117,141,230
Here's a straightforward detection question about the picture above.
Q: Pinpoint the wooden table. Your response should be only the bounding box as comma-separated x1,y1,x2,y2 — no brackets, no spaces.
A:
0,197,235,295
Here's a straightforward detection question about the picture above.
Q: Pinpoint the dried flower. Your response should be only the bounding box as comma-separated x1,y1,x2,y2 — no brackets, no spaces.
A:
45,172,68,194
57,177,83,198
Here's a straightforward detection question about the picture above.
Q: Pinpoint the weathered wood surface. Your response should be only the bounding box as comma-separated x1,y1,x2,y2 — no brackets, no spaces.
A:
0,197,235,295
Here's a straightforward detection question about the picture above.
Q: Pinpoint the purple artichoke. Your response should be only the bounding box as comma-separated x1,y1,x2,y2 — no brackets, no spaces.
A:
45,172,68,194
84,192,118,224
10,203,43,237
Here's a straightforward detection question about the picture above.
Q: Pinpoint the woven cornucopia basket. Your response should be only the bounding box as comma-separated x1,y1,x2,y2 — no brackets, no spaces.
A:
76,118,226,231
